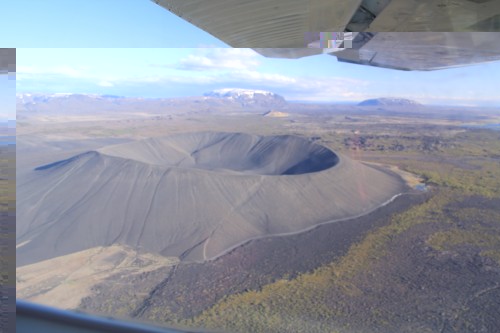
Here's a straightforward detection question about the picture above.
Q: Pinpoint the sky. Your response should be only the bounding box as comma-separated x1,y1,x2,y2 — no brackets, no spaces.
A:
4,1,500,107
0,0,228,48
16,48,500,107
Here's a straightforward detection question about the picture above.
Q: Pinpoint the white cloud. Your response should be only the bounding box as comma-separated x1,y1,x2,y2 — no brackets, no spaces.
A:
279,76,371,102
227,70,297,85
176,48,260,71
98,80,114,87
16,54,372,103
118,74,217,85
16,50,370,103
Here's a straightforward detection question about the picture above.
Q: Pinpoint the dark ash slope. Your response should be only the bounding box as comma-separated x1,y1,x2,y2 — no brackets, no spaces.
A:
17,132,405,266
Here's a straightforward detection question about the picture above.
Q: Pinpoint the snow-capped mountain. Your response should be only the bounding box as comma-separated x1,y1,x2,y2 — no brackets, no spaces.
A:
16,90,288,118
204,89,287,108
17,93,123,104
16,93,131,115
205,88,276,98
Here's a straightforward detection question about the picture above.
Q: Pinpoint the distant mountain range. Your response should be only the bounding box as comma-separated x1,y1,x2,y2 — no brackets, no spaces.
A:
16,93,428,119
358,98,422,106
17,89,288,116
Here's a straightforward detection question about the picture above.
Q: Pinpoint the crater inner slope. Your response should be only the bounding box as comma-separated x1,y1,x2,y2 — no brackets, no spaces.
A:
17,132,405,266
97,132,339,175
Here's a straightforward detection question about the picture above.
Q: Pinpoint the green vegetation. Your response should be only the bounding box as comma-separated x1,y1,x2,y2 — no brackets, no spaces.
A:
0,150,15,213
187,193,453,332
481,249,500,265
183,128,500,333
0,147,15,291
403,160,500,197
428,228,500,251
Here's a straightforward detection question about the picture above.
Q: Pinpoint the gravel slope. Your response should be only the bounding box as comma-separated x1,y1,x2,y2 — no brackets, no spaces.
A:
17,132,404,266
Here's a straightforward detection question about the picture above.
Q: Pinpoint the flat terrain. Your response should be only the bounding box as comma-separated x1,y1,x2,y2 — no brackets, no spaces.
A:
17,245,178,309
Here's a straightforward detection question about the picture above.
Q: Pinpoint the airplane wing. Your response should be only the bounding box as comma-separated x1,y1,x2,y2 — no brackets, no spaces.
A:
152,1,500,71
17,300,201,333
255,32,500,71
152,0,363,48
152,0,500,48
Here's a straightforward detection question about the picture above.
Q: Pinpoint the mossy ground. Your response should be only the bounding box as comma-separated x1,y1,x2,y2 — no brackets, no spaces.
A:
186,128,500,333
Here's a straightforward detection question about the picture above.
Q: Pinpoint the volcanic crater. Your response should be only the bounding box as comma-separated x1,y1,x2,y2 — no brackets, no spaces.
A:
17,132,405,266
98,132,339,175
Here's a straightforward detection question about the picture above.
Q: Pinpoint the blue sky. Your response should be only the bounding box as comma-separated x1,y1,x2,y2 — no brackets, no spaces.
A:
16,48,500,107
0,0,228,48
5,1,500,107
